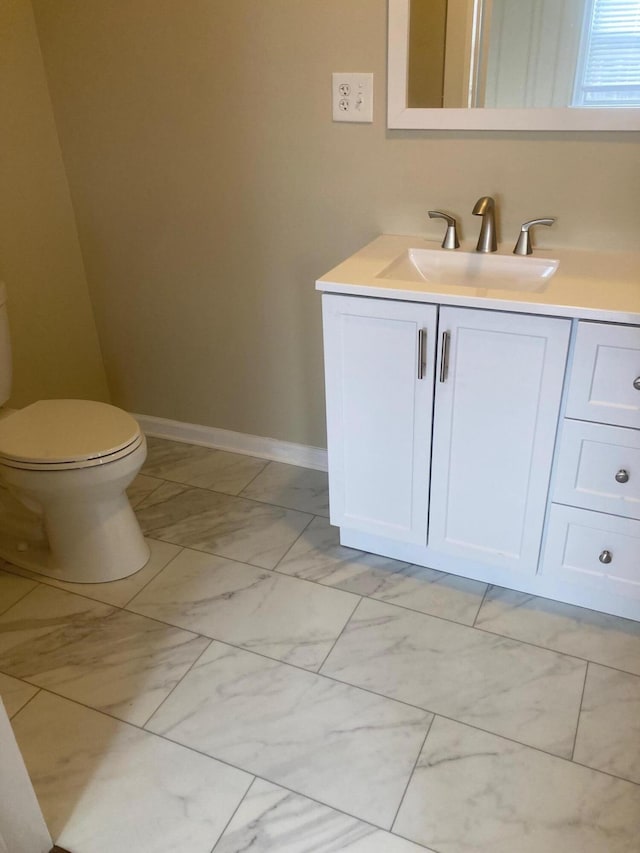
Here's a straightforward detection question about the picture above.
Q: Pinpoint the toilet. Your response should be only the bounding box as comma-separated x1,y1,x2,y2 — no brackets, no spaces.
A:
0,283,150,583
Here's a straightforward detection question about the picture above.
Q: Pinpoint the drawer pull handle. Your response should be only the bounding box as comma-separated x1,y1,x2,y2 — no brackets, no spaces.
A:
615,469,630,484
439,331,450,383
599,550,613,565
417,329,427,379
634,377,640,391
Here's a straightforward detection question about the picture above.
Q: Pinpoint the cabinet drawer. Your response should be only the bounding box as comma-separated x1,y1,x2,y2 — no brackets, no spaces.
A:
566,322,640,429
554,419,640,519
542,505,640,598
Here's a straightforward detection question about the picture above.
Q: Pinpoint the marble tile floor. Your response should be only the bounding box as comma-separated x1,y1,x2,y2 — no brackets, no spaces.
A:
0,437,639,852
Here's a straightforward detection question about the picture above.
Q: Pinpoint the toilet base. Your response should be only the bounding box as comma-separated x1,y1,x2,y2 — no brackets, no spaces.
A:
0,478,151,584
0,438,150,583
0,515,150,584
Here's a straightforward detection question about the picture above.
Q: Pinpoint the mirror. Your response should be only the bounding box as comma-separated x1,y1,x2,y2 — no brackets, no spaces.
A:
388,0,640,130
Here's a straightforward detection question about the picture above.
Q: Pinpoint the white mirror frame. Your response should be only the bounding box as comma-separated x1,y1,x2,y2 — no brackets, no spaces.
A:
388,0,640,131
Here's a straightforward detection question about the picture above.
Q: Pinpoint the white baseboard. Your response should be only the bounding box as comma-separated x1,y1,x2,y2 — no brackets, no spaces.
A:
132,413,328,472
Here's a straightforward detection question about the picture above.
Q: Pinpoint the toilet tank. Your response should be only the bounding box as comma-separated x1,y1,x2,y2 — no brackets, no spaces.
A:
0,283,12,406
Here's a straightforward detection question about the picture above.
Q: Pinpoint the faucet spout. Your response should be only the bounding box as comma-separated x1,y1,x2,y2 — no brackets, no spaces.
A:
472,196,497,253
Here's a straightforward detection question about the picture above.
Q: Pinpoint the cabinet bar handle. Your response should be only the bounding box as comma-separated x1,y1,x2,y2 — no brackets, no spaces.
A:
417,329,427,379
599,550,613,565
615,469,629,484
439,331,450,383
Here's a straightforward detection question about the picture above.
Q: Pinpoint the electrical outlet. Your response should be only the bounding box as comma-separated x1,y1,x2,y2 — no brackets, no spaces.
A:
332,73,373,123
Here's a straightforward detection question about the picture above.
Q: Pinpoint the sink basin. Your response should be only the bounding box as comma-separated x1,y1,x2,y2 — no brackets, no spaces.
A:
377,248,559,293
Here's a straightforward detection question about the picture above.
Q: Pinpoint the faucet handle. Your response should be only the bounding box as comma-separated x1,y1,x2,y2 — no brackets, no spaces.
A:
428,210,460,250
513,218,555,256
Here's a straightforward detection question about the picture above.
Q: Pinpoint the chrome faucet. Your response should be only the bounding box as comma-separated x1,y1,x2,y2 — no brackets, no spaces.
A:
472,196,497,253
428,210,460,249
513,218,555,255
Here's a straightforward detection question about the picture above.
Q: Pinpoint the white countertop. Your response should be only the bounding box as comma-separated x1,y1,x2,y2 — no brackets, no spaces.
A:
316,235,640,324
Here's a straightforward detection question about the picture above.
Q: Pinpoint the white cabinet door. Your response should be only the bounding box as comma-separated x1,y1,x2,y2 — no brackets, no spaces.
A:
322,294,437,543
429,307,570,574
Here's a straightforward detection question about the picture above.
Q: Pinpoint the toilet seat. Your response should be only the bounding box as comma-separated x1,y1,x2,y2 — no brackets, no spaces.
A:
0,400,143,471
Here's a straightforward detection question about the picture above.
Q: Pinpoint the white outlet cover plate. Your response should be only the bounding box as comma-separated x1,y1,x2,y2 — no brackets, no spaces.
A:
332,73,374,123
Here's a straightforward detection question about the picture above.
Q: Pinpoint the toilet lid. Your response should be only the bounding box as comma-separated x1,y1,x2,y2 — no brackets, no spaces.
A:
0,400,142,465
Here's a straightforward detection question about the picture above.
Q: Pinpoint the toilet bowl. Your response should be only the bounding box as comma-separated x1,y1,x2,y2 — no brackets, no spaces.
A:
0,399,150,583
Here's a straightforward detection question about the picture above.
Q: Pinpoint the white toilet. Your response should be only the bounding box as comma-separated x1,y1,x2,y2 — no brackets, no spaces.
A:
0,283,150,583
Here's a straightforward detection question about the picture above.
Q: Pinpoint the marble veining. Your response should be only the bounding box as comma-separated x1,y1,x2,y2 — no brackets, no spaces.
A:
12,692,252,853
135,484,312,569
0,584,210,724
279,516,486,625
475,586,640,676
213,778,432,852
322,597,586,757
142,436,268,494
146,641,432,828
128,548,359,670
2,446,639,851
240,461,330,516
394,716,640,853
573,664,640,784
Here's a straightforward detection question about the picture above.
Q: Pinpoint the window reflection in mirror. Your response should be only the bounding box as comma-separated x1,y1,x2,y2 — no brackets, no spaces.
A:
408,0,640,110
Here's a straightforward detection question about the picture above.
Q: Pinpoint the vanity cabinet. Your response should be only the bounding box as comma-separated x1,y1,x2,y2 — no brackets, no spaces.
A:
542,321,640,599
322,295,570,572
317,233,640,620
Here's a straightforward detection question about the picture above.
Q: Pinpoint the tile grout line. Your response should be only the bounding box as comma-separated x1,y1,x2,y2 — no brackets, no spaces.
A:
17,685,432,835
471,582,490,627
141,688,640,791
0,575,42,617
1,564,357,673
138,541,640,680
235,458,273,497
208,775,258,853
0,647,617,777
315,595,364,673
122,530,640,682
3,553,640,782
9,674,640,839
7,685,41,721
390,712,436,833
468,621,638,673
52,678,640,798
570,660,590,762
135,452,640,639
270,512,318,573
128,477,167,510
2,569,639,778
136,473,324,525
269,559,490,631
5,449,638,844
139,636,214,730
2,460,639,779
4,487,619,681
120,545,186,610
